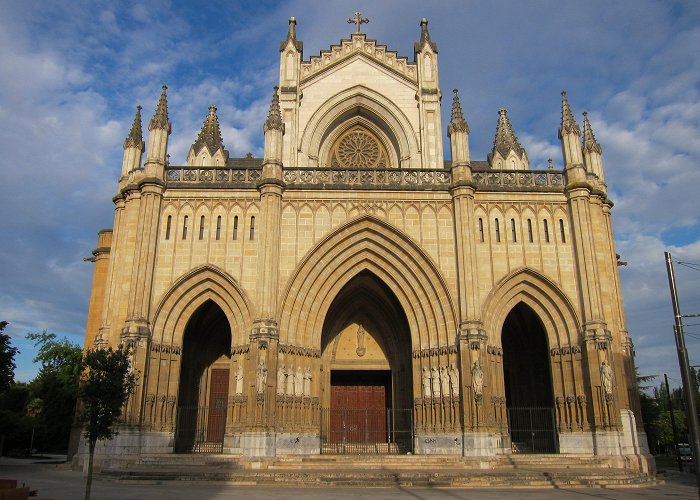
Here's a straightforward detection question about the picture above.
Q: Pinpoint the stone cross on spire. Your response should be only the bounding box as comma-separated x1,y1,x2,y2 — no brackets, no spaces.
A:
347,11,369,33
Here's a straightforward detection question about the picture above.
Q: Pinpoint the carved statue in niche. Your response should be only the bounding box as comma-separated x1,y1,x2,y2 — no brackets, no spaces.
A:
294,366,304,396
440,366,450,397
356,324,366,357
235,364,244,395
449,363,459,397
256,359,267,394
303,366,312,396
286,366,294,395
600,360,613,396
422,367,432,398
471,360,483,397
431,366,441,398
277,365,286,395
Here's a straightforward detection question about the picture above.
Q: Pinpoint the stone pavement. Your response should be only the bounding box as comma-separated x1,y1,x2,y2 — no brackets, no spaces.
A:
0,456,697,500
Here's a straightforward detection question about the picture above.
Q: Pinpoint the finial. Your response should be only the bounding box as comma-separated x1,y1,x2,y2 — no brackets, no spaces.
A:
281,16,303,51
123,105,144,151
264,86,284,132
347,11,369,33
489,107,526,164
582,111,602,154
448,88,469,136
415,17,437,52
149,85,171,132
191,104,225,157
559,90,581,136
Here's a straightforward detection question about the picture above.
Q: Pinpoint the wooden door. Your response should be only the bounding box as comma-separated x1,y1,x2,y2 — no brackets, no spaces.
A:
329,376,387,443
206,368,229,442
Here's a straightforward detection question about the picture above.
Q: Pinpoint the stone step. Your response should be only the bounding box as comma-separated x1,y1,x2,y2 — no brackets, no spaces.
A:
99,465,657,488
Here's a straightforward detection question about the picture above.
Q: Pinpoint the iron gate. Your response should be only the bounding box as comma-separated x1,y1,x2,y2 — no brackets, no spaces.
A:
320,408,413,454
507,407,558,454
175,405,227,453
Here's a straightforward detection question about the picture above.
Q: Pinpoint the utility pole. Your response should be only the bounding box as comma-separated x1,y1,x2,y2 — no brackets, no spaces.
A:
665,373,683,471
665,251,700,497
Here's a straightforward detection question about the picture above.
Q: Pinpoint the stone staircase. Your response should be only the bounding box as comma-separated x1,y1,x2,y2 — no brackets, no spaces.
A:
97,453,658,488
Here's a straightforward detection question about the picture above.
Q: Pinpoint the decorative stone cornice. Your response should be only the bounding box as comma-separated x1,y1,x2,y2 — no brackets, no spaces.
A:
123,105,144,151
301,33,417,83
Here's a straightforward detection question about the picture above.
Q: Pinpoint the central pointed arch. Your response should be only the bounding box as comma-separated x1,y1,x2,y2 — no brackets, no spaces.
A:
278,215,457,353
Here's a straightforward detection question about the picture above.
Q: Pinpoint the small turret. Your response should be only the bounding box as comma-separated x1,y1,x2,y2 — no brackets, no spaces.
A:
144,85,171,177
488,108,528,170
582,112,605,185
187,105,228,166
262,87,285,179
448,89,471,181
414,18,438,54
558,91,583,171
280,16,303,52
120,105,144,179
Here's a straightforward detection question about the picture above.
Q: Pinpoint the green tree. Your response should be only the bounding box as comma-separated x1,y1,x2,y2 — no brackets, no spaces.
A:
79,347,135,500
26,331,82,451
0,321,19,392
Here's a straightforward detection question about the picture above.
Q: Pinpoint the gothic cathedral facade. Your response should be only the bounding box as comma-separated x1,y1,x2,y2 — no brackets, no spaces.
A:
79,17,650,467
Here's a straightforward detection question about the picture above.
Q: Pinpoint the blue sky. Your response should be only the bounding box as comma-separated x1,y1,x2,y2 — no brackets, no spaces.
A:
1,0,700,391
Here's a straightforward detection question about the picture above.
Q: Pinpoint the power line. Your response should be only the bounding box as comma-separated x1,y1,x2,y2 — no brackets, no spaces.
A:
677,261,700,272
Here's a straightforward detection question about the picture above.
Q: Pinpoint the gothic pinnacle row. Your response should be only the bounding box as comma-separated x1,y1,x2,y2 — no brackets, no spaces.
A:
123,105,144,151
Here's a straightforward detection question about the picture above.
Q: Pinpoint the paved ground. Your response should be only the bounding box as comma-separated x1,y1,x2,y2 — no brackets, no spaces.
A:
0,455,697,500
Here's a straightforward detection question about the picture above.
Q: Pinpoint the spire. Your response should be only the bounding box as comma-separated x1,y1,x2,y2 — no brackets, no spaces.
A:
414,18,438,53
582,112,602,154
280,16,303,51
490,108,525,160
123,105,144,151
191,105,225,156
264,87,284,133
149,85,171,131
559,90,581,137
448,89,469,136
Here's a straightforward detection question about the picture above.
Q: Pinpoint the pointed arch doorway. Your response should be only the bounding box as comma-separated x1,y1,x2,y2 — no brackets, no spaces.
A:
320,271,413,453
502,302,558,453
174,299,232,453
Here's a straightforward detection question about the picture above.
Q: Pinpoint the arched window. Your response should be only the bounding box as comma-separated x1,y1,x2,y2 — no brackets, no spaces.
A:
233,215,239,240
478,218,484,243
182,216,188,240
250,216,255,240
527,219,533,243
495,218,501,243
543,219,550,243
165,215,172,240
199,216,205,240
559,219,566,243
511,218,517,242
328,126,389,168
216,216,222,240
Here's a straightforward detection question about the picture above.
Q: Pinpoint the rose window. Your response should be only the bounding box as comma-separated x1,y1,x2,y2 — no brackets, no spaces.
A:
329,127,388,168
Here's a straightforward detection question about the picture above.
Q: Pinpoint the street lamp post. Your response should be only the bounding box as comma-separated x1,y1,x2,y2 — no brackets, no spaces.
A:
665,252,700,498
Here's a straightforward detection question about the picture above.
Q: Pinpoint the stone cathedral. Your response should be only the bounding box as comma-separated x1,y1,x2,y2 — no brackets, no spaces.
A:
78,15,650,469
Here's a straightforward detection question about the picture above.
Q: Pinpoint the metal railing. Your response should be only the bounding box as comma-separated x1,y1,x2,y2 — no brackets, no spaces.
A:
507,406,558,454
320,408,413,454
175,405,226,453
